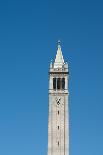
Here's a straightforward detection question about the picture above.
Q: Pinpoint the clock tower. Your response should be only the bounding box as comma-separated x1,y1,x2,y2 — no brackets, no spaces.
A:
48,41,69,155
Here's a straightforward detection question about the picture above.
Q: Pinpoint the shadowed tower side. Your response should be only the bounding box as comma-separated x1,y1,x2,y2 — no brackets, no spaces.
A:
48,41,69,155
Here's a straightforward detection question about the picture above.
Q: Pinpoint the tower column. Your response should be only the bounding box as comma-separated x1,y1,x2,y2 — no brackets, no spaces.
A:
48,42,69,155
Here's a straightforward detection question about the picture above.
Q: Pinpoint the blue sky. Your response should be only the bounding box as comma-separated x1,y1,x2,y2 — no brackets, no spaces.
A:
0,0,103,155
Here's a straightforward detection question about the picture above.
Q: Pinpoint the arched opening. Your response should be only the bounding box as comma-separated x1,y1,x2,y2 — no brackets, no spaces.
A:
57,78,60,89
53,78,56,90
62,78,65,90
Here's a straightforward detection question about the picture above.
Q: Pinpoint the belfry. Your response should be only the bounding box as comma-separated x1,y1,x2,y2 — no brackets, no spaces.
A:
48,41,69,155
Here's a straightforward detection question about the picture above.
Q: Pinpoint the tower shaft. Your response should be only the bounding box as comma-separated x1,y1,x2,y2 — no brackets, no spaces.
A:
48,43,69,155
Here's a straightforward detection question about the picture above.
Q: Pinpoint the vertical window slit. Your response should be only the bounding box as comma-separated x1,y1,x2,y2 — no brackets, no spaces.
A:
58,141,59,146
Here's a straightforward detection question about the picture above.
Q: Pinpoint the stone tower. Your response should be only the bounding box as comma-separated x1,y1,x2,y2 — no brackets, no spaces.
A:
48,41,69,155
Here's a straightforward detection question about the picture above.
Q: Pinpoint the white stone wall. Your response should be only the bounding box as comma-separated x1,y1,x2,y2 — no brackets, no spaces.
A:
48,71,69,155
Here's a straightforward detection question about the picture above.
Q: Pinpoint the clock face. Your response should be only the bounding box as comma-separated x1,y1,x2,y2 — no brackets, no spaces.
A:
55,97,61,105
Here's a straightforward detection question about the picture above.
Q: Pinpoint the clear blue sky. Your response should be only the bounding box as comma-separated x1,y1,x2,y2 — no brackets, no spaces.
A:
0,0,103,155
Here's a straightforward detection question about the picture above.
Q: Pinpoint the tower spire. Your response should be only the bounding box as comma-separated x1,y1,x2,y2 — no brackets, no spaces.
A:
54,40,64,68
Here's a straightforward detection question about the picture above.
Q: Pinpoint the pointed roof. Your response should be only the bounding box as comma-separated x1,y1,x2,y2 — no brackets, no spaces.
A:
54,41,64,68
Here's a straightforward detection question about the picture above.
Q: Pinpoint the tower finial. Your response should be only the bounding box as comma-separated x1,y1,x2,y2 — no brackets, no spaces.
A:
58,40,61,45
57,40,61,49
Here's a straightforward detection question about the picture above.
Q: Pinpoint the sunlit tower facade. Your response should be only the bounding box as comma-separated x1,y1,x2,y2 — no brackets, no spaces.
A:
48,41,69,155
